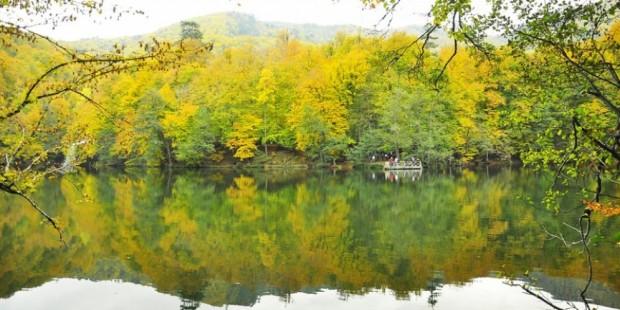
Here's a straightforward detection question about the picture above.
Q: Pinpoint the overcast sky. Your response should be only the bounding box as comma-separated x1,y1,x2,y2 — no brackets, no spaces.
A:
33,0,435,41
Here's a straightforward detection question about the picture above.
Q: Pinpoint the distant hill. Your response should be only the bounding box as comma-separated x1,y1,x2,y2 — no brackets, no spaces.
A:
68,12,374,52
152,12,369,42
67,12,502,52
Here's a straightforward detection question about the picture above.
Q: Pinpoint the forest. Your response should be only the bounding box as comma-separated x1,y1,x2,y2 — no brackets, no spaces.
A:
1,1,620,216
3,15,618,169
1,1,620,308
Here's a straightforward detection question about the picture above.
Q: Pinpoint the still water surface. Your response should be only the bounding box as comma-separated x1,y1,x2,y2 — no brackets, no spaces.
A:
0,167,618,309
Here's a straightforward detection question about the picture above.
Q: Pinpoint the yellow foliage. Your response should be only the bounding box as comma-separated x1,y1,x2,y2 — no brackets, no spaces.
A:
64,97,104,158
288,64,349,151
486,91,506,108
226,176,261,221
162,102,198,143
581,99,609,115
226,114,261,160
258,232,277,268
158,83,178,106
112,112,138,156
584,200,620,217
210,151,225,162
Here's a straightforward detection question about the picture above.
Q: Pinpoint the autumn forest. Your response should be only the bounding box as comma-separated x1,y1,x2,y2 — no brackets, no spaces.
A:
2,0,620,308
5,14,619,171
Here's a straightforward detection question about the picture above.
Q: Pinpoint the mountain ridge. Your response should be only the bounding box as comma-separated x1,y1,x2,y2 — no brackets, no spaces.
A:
67,11,432,51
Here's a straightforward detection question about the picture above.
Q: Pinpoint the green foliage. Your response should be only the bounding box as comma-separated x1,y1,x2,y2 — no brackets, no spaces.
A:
2,26,606,168
180,21,203,41
1,169,619,304
3,0,620,217
348,129,385,164
132,90,168,166
170,106,216,165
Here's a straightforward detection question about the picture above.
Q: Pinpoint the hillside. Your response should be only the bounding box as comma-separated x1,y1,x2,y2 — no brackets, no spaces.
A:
66,12,464,53
68,12,374,52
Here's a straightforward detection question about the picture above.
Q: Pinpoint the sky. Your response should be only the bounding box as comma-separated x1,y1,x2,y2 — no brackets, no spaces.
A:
32,0,436,41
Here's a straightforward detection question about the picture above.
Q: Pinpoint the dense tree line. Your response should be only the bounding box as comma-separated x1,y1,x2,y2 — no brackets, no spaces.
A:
0,27,602,167
2,0,619,220
4,21,619,169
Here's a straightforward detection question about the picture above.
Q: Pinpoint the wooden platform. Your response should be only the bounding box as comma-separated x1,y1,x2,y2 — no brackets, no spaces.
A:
383,161,423,170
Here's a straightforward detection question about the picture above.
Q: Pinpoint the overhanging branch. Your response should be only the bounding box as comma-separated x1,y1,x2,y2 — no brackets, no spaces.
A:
0,182,65,245
573,117,620,162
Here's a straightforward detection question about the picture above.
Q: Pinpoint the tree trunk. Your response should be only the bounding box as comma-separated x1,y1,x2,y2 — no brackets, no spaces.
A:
263,110,268,157
165,139,173,166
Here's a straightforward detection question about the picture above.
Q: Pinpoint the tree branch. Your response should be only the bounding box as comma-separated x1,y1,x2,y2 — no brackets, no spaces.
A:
0,29,178,121
0,182,66,245
431,11,460,91
573,117,620,162
579,212,592,310
520,285,564,310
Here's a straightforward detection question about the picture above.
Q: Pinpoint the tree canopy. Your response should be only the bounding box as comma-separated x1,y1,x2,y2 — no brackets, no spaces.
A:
180,21,204,41
363,0,620,211
1,0,619,239
0,0,210,240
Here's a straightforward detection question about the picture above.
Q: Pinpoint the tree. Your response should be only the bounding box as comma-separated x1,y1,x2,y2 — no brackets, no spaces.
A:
226,113,261,160
0,0,207,241
488,2,619,212
364,0,619,308
180,21,203,41
132,89,169,166
171,106,216,165
377,87,417,158
255,68,278,156
288,63,351,164
363,0,620,202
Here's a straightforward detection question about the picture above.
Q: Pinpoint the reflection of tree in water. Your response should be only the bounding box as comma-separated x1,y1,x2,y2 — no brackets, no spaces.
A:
178,284,259,309
426,271,444,308
526,272,620,309
1,169,619,308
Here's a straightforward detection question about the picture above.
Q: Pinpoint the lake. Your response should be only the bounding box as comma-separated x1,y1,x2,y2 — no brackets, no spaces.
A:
0,167,618,310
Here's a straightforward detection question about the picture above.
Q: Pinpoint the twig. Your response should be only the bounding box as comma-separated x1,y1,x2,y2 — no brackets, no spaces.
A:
0,184,66,246
579,213,592,310
433,11,459,90
535,219,582,246
520,285,564,310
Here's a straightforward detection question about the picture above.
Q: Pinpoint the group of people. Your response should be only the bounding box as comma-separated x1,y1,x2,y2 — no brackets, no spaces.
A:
388,156,398,166
388,156,418,166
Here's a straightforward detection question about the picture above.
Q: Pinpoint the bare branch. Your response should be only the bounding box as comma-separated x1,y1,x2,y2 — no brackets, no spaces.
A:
434,39,457,90
579,213,592,309
457,14,492,62
69,89,136,128
410,24,439,74
0,183,65,245
371,0,402,29
520,285,564,310
0,28,181,121
383,24,439,73
535,219,582,247
433,11,459,90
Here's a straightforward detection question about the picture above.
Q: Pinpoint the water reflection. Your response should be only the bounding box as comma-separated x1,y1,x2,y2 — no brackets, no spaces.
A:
383,169,423,183
0,168,618,309
2,277,618,310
